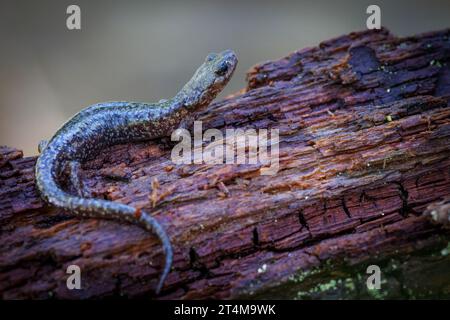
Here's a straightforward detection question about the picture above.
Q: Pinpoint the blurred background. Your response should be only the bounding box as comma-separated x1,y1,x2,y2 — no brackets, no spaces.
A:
0,0,449,156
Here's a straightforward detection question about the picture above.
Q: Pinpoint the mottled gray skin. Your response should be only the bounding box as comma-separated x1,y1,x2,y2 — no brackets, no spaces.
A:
35,50,237,294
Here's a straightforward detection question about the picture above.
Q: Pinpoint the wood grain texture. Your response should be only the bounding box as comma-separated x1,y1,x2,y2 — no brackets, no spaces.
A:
1,28,450,299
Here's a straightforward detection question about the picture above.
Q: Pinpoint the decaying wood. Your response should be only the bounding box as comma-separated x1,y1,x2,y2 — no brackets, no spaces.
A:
1,28,450,299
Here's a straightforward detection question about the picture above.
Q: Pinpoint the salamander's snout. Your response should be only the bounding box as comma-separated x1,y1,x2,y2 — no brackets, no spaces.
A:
220,49,237,62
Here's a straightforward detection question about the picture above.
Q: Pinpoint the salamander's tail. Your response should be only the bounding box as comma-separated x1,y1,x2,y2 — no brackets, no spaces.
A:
35,149,173,295
139,211,173,294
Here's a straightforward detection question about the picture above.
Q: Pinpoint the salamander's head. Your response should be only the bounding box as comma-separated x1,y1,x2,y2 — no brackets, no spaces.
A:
204,49,238,88
178,49,238,110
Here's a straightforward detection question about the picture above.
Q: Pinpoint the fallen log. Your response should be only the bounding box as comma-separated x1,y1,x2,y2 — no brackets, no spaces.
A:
1,28,450,299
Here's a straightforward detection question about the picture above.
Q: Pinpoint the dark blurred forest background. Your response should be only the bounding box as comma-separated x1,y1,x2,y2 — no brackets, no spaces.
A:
1,0,449,155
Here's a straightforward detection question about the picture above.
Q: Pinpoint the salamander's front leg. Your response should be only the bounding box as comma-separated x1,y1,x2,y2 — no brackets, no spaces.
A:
68,161,89,197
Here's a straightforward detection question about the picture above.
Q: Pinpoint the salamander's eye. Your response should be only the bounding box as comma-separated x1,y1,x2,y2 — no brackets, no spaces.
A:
215,61,229,76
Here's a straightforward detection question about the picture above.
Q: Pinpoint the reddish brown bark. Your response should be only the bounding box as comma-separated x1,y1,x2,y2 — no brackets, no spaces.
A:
1,28,450,299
